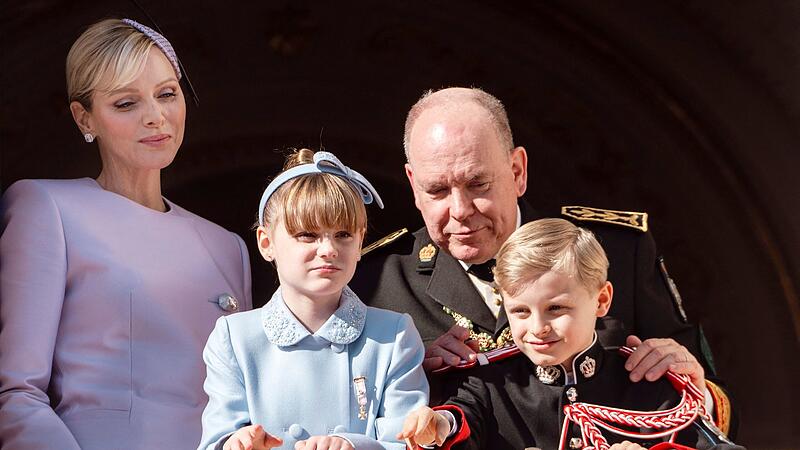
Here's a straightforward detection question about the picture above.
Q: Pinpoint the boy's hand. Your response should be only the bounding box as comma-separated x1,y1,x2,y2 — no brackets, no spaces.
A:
624,335,705,390
397,406,450,449
294,435,353,450
423,324,479,371
224,424,283,450
609,441,647,449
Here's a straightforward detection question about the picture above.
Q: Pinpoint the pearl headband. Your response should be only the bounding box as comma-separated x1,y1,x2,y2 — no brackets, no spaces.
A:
257,151,384,227
122,18,182,79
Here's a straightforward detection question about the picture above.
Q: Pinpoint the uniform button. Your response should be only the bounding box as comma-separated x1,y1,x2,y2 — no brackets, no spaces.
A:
566,387,578,402
569,437,583,448
216,293,239,312
494,297,502,306
333,425,348,433
288,423,304,439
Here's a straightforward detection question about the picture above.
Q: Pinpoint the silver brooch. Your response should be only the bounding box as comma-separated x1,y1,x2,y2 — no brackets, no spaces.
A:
353,376,368,420
569,437,583,448
216,293,239,312
579,356,596,378
535,365,560,385
566,386,578,402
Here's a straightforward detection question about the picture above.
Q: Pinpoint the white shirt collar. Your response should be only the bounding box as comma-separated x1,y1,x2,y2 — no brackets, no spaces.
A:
261,285,367,347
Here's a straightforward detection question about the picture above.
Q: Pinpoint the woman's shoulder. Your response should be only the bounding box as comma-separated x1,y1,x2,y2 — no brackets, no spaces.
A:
3,177,94,199
166,200,243,242
1,178,98,219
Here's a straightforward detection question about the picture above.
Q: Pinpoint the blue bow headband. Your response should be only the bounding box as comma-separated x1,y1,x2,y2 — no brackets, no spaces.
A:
257,151,384,226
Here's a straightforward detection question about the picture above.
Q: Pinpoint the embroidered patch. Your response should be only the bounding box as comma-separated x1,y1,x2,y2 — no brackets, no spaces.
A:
419,244,436,262
579,356,596,378
536,365,560,385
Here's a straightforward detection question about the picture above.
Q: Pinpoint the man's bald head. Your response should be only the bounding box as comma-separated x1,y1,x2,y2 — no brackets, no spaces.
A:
403,87,515,161
402,87,528,263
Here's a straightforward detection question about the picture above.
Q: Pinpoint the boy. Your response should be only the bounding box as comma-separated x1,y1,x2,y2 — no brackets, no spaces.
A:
398,218,741,450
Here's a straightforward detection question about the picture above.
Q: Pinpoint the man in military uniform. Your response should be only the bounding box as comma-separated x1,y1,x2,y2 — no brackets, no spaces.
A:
350,87,733,436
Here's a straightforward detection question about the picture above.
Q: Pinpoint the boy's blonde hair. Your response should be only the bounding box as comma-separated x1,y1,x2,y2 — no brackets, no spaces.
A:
494,218,608,296
66,19,159,109
261,149,367,234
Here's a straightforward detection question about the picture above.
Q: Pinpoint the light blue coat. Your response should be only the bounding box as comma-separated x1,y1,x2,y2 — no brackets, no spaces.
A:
198,286,429,450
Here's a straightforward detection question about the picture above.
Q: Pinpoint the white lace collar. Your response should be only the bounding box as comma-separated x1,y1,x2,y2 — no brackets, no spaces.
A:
261,286,367,347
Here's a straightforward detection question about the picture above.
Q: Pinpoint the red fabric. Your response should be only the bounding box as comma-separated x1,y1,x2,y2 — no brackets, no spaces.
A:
430,405,470,450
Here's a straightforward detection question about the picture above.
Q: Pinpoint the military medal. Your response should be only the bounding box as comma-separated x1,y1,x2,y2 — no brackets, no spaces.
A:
353,376,368,420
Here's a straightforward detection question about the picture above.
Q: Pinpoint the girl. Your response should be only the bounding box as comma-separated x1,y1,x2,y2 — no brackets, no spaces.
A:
198,149,428,450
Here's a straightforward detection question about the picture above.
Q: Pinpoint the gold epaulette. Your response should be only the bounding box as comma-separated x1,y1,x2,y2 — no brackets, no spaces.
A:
361,228,408,256
561,205,648,232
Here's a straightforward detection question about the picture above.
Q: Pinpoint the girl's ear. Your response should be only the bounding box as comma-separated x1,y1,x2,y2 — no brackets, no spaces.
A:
595,281,613,318
256,226,273,262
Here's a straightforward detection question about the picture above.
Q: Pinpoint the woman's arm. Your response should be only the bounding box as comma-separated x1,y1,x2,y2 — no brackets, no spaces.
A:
0,180,81,449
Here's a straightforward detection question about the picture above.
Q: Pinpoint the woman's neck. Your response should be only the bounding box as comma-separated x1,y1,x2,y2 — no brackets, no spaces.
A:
281,287,342,333
96,167,165,212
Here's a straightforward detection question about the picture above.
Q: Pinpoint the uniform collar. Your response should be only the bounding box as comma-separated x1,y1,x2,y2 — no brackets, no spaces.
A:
531,333,603,386
261,286,367,347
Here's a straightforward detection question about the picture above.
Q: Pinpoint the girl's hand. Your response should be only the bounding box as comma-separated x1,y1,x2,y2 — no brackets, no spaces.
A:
224,424,283,450
294,435,354,450
396,406,450,449
609,441,647,450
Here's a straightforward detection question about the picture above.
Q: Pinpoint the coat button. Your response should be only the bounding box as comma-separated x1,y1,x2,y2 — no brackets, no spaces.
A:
569,437,583,448
333,425,348,433
216,293,239,312
566,387,578,402
288,423,304,439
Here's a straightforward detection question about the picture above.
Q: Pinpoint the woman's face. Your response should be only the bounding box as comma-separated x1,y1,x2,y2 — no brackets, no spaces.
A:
73,49,186,173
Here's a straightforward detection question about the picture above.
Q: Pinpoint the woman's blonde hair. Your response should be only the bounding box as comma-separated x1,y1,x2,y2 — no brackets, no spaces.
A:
494,218,609,296
66,19,157,109
261,149,368,234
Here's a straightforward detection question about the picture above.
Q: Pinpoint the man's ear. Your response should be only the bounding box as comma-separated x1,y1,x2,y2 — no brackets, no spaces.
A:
595,281,613,318
70,101,93,136
256,226,273,261
510,146,528,197
405,162,422,211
